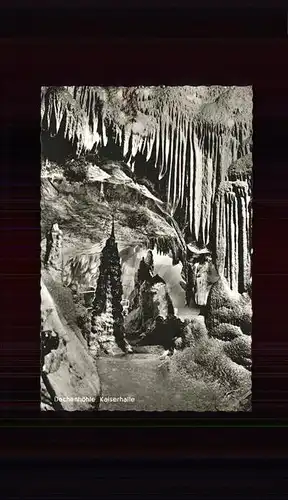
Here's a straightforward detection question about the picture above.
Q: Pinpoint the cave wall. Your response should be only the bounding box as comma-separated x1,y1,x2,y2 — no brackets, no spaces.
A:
41,86,253,293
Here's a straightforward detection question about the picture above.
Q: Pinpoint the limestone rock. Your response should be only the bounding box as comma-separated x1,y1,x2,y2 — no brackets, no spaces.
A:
182,316,208,348
213,179,252,293
185,251,219,307
44,222,63,275
224,335,252,370
205,276,252,341
209,324,243,341
125,254,178,349
41,279,101,411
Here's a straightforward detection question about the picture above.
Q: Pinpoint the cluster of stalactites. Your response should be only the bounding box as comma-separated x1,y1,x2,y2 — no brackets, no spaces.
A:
146,235,184,265
114,113,251,247
214,180,251,293
41,87,108,156
41,86,252,250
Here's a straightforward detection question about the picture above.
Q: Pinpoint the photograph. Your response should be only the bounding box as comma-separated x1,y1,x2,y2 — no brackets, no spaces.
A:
40,85,252,411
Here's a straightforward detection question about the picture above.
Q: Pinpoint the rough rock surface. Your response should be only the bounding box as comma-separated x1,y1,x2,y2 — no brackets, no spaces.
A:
41,274,101,411
224,335,252,371
124,254,180,349
206,277,252,331
214,179,252,293
126,281,174,336
204,274,252,372
185,251,219,307
169,316,251,410
182,316,208,348
44,222,63,275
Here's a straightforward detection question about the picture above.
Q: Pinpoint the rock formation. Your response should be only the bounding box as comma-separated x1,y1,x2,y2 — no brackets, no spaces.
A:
213,153,252,292
125,251,183,351
41,85,252,298
183,247,219,307
40,275,101,411
44,222,63,273
90,220,132,356
204,276,252,370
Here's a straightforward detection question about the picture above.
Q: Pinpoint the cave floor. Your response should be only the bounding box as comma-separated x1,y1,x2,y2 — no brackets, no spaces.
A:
97,349,221,412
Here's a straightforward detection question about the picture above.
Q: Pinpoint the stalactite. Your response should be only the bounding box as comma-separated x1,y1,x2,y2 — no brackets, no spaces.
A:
214,179,251,293
193,128,203,241
136,135,142,157
180,120,187,209
141,135,147,155
188,122,194,235
203,157,213,247
123,126,131,158
178,126,183,209
131,133,139,158
159,122,168,181
146,129,155,162
167,122,174,210
155,121,160,168
160,118,165,175
102,118,108,147
172,113,180,214
165,119,170,166
215,190,221,272
223,192,229,279
220,189,227,277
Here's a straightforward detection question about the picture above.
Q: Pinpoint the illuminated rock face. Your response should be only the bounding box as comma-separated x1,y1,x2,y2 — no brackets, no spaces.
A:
186,255,219,307
40,278,101,411
214,171,252,293
44,222,63,272
41,86,253,294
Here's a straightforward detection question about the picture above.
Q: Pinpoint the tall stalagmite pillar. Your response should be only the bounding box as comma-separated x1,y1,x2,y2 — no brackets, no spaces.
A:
90,218,132,356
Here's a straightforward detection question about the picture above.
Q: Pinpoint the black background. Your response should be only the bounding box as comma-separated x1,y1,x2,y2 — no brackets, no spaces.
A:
1,5,288,495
